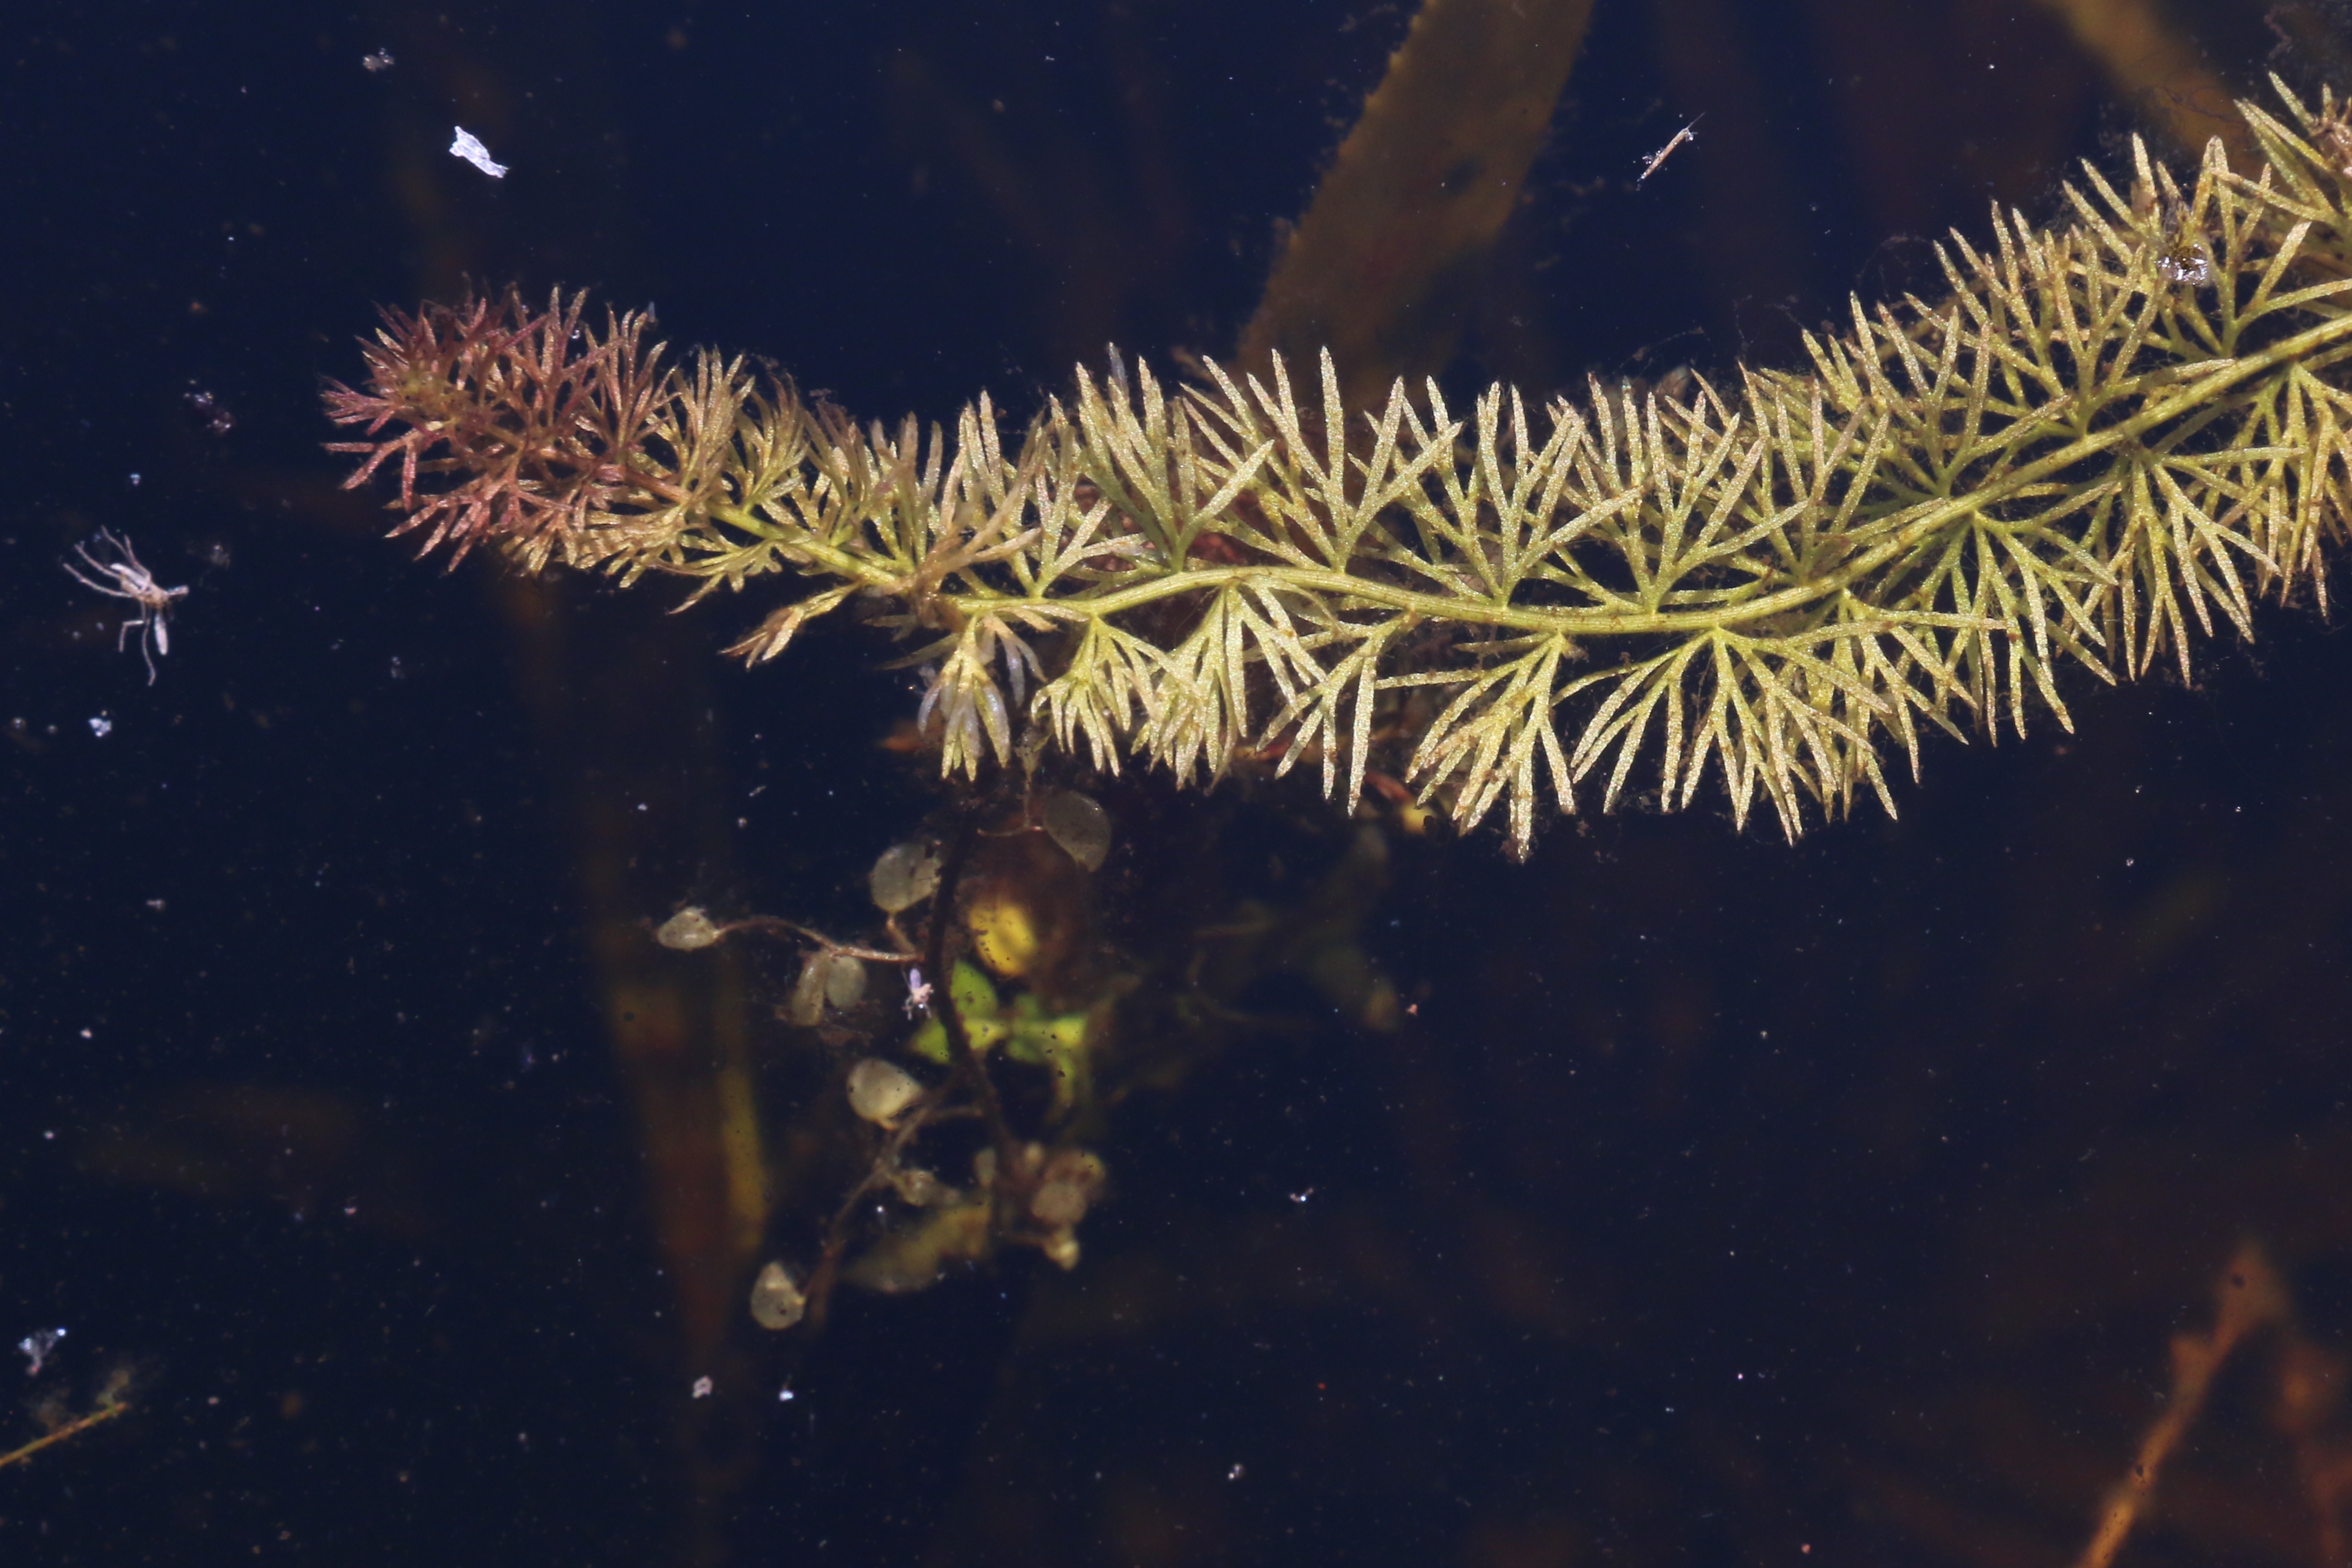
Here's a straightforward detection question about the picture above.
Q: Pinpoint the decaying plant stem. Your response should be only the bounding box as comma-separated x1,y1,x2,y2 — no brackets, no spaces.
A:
2073,1242,2290,1568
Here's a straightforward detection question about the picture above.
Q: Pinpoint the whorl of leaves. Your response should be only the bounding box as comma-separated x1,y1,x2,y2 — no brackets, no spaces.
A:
328,79,2352,857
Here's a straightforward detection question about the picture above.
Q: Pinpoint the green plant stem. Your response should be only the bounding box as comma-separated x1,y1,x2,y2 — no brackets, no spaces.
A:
921,820,1021,1178
700,312,2352,644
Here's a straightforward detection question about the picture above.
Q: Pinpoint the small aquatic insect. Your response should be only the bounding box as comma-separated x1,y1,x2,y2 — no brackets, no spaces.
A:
1637,116,1702,183
18,1328,63,1376
63,529,187,684
2155,198,2213,288
2157,248,2212,287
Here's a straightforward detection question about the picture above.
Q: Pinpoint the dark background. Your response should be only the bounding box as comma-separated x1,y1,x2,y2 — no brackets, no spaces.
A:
6,1,2352,1564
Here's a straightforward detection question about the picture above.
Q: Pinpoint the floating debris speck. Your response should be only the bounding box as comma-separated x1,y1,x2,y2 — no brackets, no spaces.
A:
449,126,508,179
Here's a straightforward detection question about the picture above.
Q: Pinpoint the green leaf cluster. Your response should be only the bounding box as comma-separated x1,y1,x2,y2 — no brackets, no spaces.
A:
328,79,2352,857
907,961,1092,1116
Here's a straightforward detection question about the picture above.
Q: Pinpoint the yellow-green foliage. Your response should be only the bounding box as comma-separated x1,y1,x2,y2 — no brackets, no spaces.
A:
327,79,2352,858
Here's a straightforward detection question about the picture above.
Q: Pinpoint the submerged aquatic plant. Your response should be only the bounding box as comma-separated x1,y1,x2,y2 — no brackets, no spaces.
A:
328,79,2352,857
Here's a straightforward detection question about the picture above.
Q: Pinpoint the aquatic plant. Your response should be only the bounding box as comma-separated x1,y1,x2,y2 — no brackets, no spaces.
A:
656,800,1141,1322
327,79,2352,858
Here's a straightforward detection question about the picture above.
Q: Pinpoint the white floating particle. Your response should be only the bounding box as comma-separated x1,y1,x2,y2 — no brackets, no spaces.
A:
88,716,112,737
450,127,508,179
690,1375,713,1399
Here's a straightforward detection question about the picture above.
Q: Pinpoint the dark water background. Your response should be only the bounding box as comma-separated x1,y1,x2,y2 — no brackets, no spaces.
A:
7,2,2352,1564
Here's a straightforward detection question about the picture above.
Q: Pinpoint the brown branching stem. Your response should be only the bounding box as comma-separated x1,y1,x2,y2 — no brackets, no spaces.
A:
800,1094,978,1332
0,1399,128,1475
798,810,1022,1331
716,915,913,964
2072,1241,2291,1568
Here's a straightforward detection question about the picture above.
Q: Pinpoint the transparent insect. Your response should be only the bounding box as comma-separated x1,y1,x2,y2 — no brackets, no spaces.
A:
17,1327,63,1376
63,529,188,684
2156,249,2212,287
2148,193,2214,290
